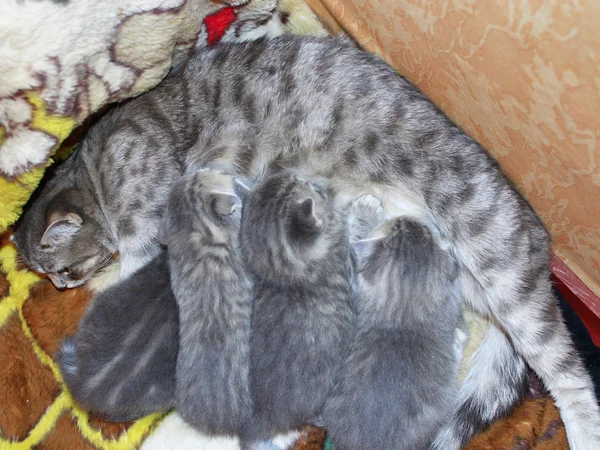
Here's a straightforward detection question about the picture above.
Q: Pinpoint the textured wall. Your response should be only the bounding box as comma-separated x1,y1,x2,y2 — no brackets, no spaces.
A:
306,0,600,297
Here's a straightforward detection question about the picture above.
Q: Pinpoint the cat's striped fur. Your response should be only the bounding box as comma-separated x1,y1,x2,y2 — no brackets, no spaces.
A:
323,195,462,450
238,171,354,447
15,36,600,448
160,169,253,435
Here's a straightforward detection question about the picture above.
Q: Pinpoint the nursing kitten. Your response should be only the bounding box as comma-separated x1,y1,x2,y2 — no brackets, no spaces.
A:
14,36,600,448
58,251,178,422
239,171,354,447
160,169,253,435
322,195,461,450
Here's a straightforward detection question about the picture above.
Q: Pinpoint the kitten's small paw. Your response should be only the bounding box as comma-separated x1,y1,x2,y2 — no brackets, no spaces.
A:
352,194,384,217
348,194,385,242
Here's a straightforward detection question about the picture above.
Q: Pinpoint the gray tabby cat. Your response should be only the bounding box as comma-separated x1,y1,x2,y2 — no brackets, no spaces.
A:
57,251,178,422
13,36,600,449
238,171,354,447
322,195,461,450
160,169,253,435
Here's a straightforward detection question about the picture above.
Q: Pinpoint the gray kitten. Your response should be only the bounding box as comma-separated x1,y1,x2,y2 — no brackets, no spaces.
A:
57,251,178,422
238,171,354,447
160,169,253,435
14,36,600,449
322,196,461,450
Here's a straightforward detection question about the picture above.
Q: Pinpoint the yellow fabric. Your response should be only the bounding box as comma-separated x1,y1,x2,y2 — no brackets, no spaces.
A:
0,91,77,233
0,166,50,233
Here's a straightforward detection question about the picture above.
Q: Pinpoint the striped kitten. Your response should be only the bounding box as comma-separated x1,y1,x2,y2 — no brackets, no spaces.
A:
238,171,354,448
322,195,461,450
160,169,253,435
58,251,178,422
16,36,600,448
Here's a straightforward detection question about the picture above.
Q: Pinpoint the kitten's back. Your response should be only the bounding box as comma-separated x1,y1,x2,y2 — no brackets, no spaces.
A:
240,172,354,444
162,170,253,435
58,253,178,422
323,210,461,450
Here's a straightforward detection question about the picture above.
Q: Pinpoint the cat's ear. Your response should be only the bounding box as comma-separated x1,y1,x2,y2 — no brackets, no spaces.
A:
40,211,82,248
233,177,253,202
294,197,322,231
211,193,242,217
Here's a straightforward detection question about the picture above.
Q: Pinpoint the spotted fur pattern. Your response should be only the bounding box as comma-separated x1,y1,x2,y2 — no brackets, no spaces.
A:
16,36,600,448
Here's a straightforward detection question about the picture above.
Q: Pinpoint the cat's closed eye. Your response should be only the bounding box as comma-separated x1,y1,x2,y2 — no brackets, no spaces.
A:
57,267,70,275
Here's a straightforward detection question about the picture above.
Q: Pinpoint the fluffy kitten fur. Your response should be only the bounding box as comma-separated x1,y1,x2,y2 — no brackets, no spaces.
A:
322,195,461,450
160,169,253,435
15,36,599,448
58,252,178,421
239,171,354,447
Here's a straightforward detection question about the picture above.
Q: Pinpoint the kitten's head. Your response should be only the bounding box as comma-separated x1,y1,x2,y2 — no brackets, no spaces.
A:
239,171,345,282
159,170,246,247
13,185,116,290
353,217,458,317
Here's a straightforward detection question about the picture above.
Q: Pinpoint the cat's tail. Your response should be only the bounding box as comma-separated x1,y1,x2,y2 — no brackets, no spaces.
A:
57,336,80,385
430,322,529,450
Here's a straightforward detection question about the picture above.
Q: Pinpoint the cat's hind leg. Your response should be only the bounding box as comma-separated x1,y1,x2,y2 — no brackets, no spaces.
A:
457,215,600,450
382,181,600,449
430,322,529,450
487,279,600,449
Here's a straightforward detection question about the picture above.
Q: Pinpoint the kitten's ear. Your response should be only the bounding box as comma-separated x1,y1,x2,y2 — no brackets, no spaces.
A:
233,178,253,202
40,211,82,248
294,197,322,231
212,193,242,217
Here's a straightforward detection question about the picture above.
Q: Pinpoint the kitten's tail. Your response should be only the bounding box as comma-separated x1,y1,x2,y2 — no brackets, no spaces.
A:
430,322,529,450
57,336,79,383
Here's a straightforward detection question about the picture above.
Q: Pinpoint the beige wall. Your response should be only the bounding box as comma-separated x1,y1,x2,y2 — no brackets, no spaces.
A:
306,0,600,297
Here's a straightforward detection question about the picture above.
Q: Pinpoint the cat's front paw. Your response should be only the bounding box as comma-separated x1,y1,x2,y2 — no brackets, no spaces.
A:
348,194,385,243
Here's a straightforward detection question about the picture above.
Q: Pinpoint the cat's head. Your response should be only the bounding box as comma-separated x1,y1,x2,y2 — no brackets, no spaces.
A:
13,187,117,290
159,170,247,248
353,217,458,314
239,171,344,282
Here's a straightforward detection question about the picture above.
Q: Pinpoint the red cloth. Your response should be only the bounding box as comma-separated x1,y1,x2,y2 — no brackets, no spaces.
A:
204,7,237,46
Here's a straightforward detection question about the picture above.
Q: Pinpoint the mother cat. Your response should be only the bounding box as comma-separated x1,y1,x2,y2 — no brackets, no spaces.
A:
14,36,599,449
